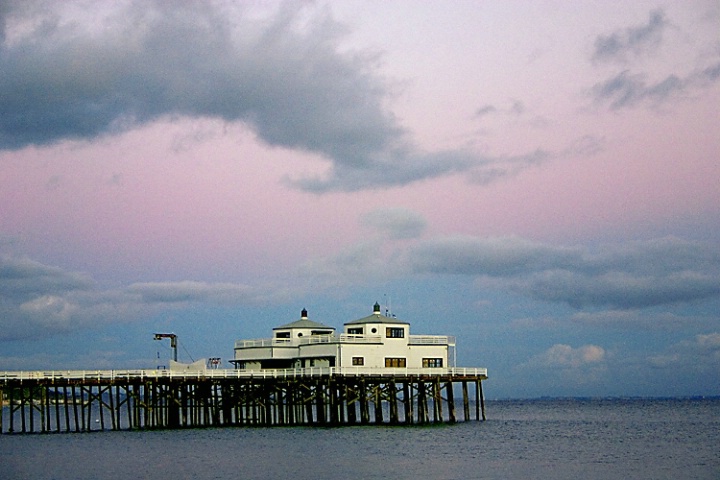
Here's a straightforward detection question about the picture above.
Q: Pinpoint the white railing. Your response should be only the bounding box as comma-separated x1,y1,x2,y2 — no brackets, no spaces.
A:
234,334,453,349
409,335,455,345
0,366,487,382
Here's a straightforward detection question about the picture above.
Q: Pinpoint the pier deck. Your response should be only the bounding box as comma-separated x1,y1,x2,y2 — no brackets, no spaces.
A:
0,367,487,433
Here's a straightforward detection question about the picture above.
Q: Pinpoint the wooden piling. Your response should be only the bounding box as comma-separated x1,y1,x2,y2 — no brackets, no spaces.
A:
1,369,486,433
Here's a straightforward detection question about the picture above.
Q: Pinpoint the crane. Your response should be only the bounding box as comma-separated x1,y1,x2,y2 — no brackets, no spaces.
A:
153,333,178,362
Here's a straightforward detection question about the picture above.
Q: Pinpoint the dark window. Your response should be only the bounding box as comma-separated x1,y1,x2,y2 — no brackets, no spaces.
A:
386,327,405,338
348,327,363,335
275,332,290,338
422,358,443,368
352,357,364,366
385,358,406,368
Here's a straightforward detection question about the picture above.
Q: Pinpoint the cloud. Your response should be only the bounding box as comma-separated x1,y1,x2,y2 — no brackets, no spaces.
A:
0,256,92,298
648,331,720,370
126,281,260,305
0,1,541,192
408,236,720,309
570,310,712,331
408,236,584,277
590,70,685,109
360,207,427,240
474,104,497,117
533,344,606,368
300,232,720,310
287,147,548,193
0,255,277,341
696,332,720,348
592,9,667,63
589,9,720,110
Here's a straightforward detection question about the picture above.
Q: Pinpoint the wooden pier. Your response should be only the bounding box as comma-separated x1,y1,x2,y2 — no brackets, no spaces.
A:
0,368,486,434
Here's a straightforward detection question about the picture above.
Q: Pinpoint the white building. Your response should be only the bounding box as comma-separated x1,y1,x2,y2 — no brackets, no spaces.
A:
231,303,456,371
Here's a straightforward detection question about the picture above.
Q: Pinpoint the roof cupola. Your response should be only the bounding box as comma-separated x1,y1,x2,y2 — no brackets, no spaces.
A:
301,308,308,319
373,302,381,315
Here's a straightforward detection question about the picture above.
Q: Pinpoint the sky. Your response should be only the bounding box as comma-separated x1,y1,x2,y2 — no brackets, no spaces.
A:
1,0,719,398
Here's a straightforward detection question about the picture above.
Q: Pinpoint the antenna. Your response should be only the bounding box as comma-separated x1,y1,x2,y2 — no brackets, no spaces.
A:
384,293,392,317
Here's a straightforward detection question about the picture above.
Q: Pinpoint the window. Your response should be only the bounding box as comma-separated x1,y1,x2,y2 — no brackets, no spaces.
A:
422,358,443,368
386,327,405,338
348,327,363,335
275,332,290,338
352,357,364,366
311,330,332,335
385,358,406,368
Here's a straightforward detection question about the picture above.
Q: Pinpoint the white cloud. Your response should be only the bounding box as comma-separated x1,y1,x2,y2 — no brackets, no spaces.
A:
696,332,720,348
533,344,606,368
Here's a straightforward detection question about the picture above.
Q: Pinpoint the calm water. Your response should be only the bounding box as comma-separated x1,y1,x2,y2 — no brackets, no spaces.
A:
2,398,718,480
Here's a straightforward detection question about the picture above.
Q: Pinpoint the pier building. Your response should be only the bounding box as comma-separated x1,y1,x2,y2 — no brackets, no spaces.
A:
231,303,454,371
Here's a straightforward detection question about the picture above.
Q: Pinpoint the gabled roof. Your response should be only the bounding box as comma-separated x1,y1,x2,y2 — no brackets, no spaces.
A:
344,302,410,325
273,309,334,330
273,318,334,330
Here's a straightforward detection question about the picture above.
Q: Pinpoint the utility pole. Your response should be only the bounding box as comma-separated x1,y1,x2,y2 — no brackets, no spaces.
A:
154,333,178,362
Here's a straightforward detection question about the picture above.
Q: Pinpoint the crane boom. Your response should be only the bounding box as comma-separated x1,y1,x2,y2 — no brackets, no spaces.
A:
153,333,178,362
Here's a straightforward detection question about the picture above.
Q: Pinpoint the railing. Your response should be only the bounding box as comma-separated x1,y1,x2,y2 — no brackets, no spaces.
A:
234,334,453,349
235,335,385,349
409,335,455,345
0,366,487,382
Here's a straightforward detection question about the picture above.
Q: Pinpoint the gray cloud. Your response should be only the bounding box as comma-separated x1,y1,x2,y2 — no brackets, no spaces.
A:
590,70,683,109
0,256,92,299
474,104,497,117
592,9,667,63
0,1,539,192
408,236,584,277
588,8,720,110
590,62,720,110
361,207,427,240
0,255,275,341
126,281,260,305
408,236,720,309
0,2,396,154
647,331,720,374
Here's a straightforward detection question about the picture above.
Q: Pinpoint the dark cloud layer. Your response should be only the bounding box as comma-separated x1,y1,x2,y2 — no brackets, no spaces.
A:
0,2,396,154
0,1,534,192
2,235,719,341
0,255,268,341
408,236,720,309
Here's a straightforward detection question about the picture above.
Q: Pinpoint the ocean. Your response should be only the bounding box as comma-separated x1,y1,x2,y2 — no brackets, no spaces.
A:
1,397,718,480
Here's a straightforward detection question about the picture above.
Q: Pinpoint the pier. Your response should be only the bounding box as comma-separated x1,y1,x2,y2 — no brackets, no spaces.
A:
0,367,487,434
